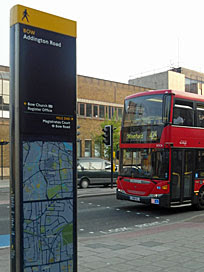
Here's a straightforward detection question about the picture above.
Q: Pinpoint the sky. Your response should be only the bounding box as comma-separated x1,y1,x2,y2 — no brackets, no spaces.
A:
1,0,204,84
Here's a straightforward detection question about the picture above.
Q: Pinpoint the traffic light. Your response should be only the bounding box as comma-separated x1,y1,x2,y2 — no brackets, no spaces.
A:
102,125,111,146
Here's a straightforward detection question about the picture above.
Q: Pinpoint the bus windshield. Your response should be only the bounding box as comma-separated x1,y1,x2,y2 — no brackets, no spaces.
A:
123,94,164,127
120,148,169,180
121,94,171,143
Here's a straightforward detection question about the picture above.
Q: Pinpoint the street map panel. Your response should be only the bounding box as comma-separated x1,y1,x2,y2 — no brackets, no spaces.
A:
22,141,74,271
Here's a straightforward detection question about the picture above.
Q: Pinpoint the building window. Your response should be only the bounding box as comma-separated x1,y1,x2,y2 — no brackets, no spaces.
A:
112,107,115,118
0,79,2,95
108,106,112,119
185,77,204,94
76,103,78,115
99,105,105,118
190,79,197,94
94,141,101,157
93,105,98,117
85,140,92,157
3,80,9,95
86,103,92,117
77,140,82,158
80,103,85,116
118,108,123,119
185,78,190,93
0,79,9,119
106,106,108,118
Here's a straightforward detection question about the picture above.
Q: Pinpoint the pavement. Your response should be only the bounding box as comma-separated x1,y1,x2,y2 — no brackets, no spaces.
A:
1,179,204,271
0,179,10,189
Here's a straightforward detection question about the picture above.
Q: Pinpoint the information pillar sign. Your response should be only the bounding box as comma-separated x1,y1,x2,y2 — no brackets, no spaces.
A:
10,5,77,271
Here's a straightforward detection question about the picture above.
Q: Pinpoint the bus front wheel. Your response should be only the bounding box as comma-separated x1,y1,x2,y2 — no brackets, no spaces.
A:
197,187,204,210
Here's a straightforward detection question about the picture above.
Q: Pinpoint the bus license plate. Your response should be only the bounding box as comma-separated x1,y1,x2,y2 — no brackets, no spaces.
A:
151,198,160,205
130,196,140,202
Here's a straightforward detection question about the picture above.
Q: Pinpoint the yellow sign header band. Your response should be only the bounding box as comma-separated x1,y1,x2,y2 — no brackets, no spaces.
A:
10,5,76,38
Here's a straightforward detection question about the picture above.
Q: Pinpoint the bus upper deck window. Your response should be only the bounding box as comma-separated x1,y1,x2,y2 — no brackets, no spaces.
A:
173,99,194,126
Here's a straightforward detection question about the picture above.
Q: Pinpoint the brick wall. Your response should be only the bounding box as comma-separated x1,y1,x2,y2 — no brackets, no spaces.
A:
78,75,148,104
0,119,10,177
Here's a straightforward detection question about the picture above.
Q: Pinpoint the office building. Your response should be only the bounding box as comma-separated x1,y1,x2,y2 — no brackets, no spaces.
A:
129,67,204,95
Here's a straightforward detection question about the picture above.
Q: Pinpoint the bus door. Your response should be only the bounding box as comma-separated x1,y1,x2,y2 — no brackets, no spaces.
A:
171,150,194,203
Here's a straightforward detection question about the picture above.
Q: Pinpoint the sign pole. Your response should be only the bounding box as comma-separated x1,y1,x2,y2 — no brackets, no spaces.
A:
10,5,77,272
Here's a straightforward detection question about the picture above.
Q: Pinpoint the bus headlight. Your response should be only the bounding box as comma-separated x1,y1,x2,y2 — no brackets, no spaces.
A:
118,189,126,194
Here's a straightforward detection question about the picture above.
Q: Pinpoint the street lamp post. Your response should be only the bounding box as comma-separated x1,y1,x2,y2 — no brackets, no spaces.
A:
0,140,9,180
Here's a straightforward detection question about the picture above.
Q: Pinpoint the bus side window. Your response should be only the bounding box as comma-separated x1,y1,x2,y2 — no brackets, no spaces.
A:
196,103,204,128
173,108,184,125
173,99,194,126
183,109,193,126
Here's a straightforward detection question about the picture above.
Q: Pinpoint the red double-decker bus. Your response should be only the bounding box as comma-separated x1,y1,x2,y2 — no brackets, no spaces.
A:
116,89,204,209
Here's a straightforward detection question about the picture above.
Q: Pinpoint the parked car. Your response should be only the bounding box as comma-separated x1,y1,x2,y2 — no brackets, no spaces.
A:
77,157,118,188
